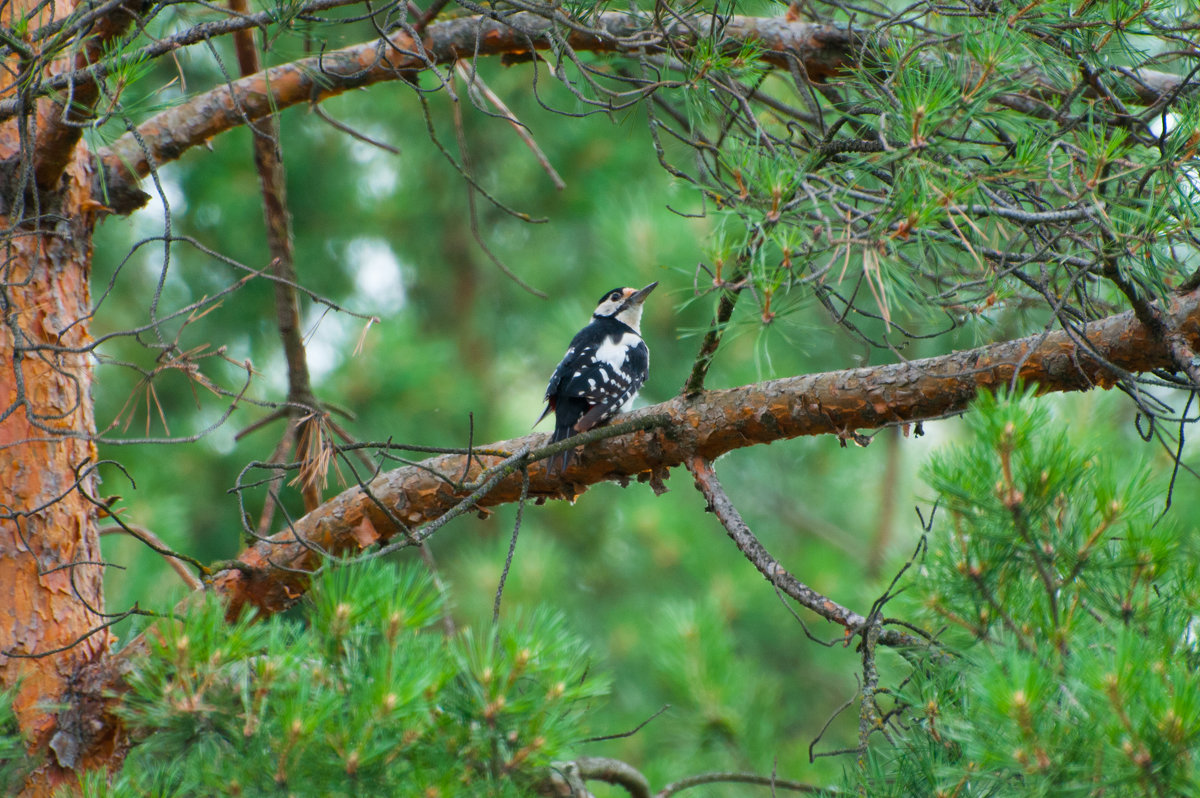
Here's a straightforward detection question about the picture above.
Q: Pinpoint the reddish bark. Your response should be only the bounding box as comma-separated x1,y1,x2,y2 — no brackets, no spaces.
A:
0,106,111,798
0,0,119,792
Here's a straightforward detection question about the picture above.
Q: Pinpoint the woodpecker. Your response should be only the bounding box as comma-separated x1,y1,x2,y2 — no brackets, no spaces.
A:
536,282,657,471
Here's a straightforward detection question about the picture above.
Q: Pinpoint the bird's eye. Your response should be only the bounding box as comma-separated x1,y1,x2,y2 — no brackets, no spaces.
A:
610,292,622,301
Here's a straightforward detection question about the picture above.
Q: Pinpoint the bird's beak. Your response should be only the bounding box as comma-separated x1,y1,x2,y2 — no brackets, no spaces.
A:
626,282,658,305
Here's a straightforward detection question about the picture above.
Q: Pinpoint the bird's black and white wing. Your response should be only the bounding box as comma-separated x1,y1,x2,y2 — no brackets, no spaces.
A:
534,343,579,427
559,332,648,432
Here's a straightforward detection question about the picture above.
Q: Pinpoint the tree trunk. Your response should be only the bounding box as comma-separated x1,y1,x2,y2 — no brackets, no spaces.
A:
0,0,111,792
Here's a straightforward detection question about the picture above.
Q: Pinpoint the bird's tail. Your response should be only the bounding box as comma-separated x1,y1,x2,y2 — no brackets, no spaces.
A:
548,422,576,473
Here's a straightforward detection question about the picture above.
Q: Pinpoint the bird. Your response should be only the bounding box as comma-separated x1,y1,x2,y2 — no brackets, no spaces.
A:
536,282,657,472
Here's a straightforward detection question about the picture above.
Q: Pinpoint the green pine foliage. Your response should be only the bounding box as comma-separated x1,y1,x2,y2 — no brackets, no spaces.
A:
79,561,607,797
0,685,29,794
852,390,1200,797
54,390,1198,795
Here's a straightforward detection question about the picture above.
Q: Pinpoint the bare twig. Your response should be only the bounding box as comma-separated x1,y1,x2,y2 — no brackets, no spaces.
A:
682,280,746,396
99,524,203,591
686,456,922,648
581,704,671,742
657,771,826,796
492,465,529,623
455,61,566,190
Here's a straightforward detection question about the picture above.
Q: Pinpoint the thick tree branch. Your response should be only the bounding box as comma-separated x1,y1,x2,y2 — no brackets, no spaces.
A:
211,288,1200,618
94,13,852,208
91,11,1192,213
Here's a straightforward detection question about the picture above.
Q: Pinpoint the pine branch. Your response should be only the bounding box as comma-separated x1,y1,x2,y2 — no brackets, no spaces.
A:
90,13,849,208
209,286,1200,619
90,10,1195,213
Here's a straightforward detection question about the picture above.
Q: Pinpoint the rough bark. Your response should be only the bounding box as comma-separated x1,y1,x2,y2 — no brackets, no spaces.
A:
212,286,1200,619
0,0,120,792
0,201,111,796
1,52,109,798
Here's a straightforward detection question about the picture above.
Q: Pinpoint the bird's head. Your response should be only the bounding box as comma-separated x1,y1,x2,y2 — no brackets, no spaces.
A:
592,282,658,332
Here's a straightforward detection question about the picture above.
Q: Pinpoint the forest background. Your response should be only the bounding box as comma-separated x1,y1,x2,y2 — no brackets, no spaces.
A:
2,0,1200,794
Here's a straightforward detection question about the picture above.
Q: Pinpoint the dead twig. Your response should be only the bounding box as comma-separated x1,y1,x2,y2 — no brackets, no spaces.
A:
686,456,923,648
